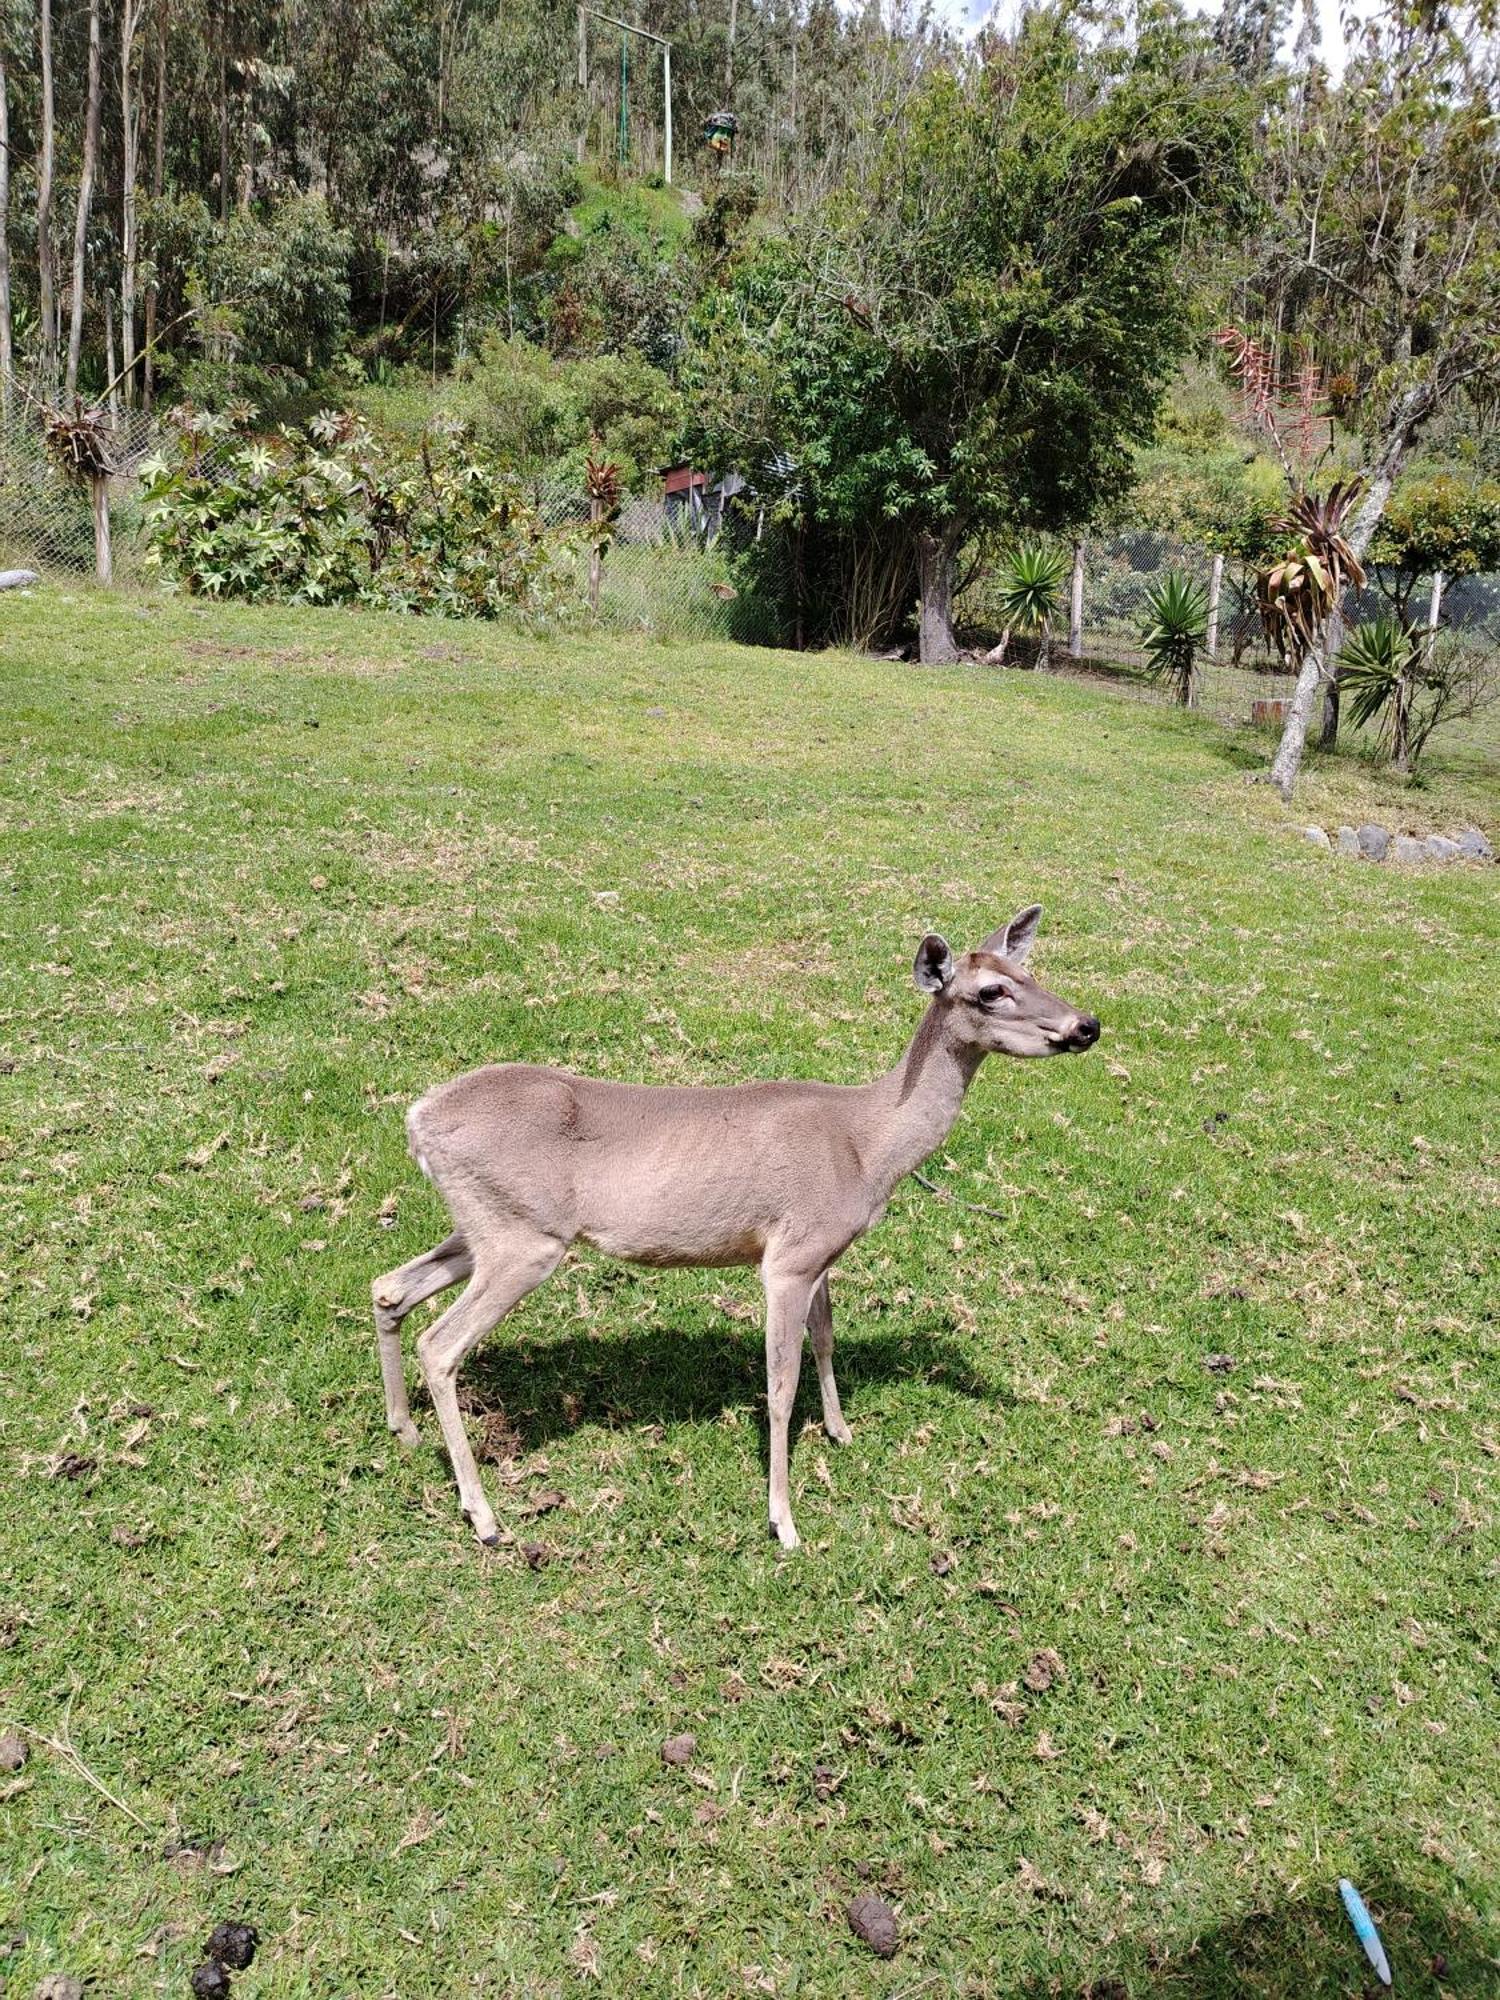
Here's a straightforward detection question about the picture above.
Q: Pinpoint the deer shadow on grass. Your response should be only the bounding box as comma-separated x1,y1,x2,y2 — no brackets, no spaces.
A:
445,1307,1002,1463
1002,1867,1495,1998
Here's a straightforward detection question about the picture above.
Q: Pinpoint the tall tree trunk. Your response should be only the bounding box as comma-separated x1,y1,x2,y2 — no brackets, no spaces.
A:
218,36,229,223
1268,384,1433,800
37,0,58,393
916,528,959,664
142,17,166,410
1317,607,1345,750
726,0,738,98
120,0,145,408
0,54,12,418
66,0,105,399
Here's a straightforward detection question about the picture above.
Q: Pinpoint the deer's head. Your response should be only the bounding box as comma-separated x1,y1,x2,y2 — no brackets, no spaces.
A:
913,905,1100,1059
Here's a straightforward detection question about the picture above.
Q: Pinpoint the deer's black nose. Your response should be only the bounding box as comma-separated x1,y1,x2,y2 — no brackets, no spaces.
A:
1071,1015,1101,1050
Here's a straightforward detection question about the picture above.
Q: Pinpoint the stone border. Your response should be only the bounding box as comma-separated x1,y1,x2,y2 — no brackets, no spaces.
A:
1292,823,1493,863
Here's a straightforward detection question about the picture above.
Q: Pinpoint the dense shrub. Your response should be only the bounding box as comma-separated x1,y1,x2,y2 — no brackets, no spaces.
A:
140,408,576,622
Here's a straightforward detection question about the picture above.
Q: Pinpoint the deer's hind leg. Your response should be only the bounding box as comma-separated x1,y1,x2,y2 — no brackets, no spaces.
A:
806,1273,852,1446
373,1232,473,1445
417,1229,566,1546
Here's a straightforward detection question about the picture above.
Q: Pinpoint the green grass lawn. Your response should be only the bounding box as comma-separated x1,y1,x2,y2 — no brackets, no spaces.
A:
1,591,1496,1998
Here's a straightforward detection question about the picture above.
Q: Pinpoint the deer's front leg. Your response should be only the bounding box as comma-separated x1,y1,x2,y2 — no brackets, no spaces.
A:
762,1264,816,1550
806,1273,852,1446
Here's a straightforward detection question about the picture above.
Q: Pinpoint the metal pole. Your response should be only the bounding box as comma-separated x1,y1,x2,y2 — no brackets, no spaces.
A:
1069,540,1085,659
663,43,672,184
619,28,628,165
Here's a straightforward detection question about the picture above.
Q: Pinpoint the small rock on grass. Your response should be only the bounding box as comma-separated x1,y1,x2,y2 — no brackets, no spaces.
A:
1337,826,1360,856
205,1922,258,1972
1202,1352,1236,1375
1457,828,1493,860
189,1964,231,1999
1299,825,1331,848
846,1893,900,1959
660,1733,696,1767
0,1731,27,1771
1425,834,1460,861
33,1980,85,2000
1391,833,1427,864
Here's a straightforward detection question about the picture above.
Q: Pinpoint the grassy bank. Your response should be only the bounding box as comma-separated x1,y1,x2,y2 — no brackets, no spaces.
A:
1,589,1495,1996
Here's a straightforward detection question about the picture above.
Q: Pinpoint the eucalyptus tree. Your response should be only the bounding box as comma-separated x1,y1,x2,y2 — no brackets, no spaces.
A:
1247,0,1500,796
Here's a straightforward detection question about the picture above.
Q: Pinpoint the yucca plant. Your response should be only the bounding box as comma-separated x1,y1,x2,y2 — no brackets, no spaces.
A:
991,541,1071,668
1140,571,1210,706
1337,614,1424,769
1256,479,1367,669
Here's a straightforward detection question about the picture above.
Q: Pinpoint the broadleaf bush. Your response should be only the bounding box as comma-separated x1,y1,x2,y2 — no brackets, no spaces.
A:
140,408,578,623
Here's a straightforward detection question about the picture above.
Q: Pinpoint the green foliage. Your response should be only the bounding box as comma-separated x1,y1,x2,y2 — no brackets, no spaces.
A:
1140,570,1211,704
358,336,683,493
139,409,573,623
204,196,352,376
990,541,1071,636
1339,615,1420,734
1337,613,1498,773
543,179,691,368
685,11,1253,652
1370,474,1500,600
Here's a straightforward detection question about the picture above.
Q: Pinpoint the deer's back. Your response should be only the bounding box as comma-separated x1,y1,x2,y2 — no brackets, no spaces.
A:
408,1061,873,1267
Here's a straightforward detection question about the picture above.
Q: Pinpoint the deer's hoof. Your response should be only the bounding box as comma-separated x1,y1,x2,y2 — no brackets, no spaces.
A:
479,1530,501,1548
826,1420,853,1447
769,1517,800,1552
392,1419,421,1448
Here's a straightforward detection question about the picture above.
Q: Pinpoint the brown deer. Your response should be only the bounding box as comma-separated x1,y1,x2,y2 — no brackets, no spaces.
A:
374,906,1100,1550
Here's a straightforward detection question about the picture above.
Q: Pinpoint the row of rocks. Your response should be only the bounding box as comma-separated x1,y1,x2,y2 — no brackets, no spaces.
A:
1295,822,1493,863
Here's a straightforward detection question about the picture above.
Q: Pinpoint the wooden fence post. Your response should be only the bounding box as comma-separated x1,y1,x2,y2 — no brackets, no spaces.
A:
1068,540,1084,659
1205,550,1224,659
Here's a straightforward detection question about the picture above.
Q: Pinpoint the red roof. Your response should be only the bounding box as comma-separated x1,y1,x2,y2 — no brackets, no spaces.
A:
662,465,708,496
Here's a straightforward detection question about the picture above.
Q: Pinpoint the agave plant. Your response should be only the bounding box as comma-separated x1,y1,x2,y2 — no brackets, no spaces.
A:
991,541,1071,667
1140,571,1210,705
1257,479,1367,668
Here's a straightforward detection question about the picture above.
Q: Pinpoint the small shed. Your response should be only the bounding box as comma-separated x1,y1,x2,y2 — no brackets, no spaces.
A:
659,463,746,538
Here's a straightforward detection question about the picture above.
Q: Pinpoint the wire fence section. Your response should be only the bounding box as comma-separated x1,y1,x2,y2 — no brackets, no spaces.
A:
1014,529,1500,735
3,406,1497,741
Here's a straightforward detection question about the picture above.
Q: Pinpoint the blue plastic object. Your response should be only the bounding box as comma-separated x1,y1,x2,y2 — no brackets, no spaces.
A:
1339,1878,1392,1987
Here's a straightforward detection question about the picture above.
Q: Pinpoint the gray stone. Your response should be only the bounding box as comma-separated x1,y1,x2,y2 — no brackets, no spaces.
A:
1299,825,1331,849
1457,827,1494,861
1337,825,1360,856
1391,834,1427,865
0,567,39,590
1425,835,1460,862
1356,823,1391,861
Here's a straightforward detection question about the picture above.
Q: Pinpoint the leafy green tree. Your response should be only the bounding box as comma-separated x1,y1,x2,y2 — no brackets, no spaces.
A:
1368,474,1500,619
687,9,1250,659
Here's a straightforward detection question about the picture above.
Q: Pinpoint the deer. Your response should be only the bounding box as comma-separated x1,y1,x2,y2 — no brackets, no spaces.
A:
373,905,1100,1551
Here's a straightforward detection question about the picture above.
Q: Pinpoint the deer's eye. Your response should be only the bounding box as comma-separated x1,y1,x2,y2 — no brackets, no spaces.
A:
975,983,1010,1009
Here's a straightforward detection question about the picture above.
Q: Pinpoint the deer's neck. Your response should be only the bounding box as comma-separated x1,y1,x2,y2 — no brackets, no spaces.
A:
860,1005,983,1197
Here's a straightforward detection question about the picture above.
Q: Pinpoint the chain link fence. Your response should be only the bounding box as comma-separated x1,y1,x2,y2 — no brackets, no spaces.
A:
969,529,1500,750
0,405,751,640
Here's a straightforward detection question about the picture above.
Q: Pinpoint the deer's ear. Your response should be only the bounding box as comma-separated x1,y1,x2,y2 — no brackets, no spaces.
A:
914,933,955,994
980,904,1043,965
